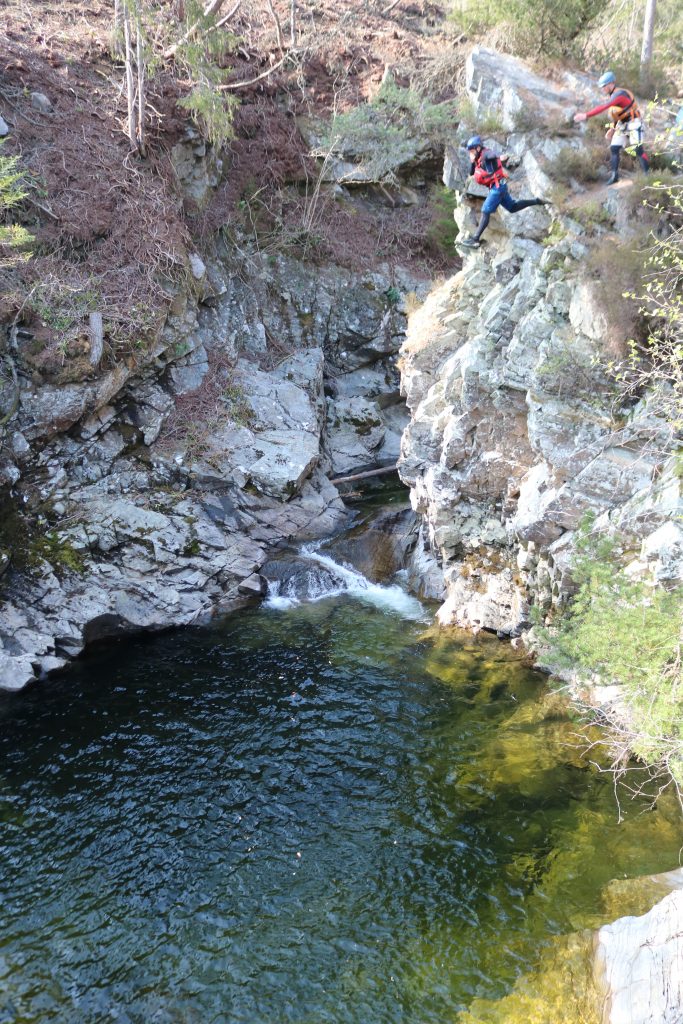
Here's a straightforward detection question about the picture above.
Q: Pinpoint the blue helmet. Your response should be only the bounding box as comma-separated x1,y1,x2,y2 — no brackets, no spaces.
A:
598,71,616,87
464,134,483,149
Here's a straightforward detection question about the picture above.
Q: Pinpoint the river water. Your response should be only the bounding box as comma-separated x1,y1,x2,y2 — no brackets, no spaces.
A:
0,514,681,1023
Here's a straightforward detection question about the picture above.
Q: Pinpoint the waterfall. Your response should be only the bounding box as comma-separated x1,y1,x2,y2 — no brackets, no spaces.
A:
264,545,426,619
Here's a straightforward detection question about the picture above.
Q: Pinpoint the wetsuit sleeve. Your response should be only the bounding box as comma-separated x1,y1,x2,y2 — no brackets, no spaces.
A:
583,95,631,118
469,160,475,175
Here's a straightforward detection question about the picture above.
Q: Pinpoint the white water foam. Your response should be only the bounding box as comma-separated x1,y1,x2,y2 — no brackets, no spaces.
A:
264,547,426,620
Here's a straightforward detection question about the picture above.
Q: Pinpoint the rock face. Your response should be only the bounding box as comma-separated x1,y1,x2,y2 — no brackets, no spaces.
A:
0,234,425,689
399,49,682,637
595,886,683,1024
396,45,683,1023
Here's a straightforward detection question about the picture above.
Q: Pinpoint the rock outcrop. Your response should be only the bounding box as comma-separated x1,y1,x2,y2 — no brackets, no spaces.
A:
395,45,683,1024
0,237,425,690
399,46,682,637
595,883,683,1024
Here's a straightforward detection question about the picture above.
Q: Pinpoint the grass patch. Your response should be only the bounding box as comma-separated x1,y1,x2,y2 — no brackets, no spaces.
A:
571,199,615,233
546,145,605,184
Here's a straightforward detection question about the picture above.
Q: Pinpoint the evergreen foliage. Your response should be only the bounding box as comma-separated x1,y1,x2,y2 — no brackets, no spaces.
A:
322,80,457,182
0,142,33,267
426,185,460,254
448,0,610,60
548,519,683,790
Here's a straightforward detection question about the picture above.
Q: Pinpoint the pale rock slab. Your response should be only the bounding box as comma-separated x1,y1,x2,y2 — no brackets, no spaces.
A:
595,888,683,1024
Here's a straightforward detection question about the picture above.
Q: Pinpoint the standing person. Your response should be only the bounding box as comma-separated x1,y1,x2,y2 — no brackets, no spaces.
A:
458,136,547,248
573,72,649,184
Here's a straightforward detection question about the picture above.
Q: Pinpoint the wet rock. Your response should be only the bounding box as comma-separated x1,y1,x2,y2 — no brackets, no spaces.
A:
238,573,267,597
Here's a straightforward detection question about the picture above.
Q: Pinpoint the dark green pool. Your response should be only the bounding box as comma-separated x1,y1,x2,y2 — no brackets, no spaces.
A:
0,596,680,1024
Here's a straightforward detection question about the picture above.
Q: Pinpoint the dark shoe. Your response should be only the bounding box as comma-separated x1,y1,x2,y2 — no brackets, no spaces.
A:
458,237,481,248
606,172,619,185
534,197,550,206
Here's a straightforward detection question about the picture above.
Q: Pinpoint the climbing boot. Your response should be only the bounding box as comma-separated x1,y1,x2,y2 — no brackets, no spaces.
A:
457,237,481,248
534,197,550,206
606,171,619,185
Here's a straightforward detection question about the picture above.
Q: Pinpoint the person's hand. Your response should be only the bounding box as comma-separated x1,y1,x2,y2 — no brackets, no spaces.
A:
573,112,587,123
605,127,615,140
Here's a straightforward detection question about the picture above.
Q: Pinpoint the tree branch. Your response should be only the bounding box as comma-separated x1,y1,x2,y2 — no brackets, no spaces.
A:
163,0,233,60
218,53,288,90
265,0,285,54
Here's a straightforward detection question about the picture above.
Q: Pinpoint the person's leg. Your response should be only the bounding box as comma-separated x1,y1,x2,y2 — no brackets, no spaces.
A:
464,189,502,243
631,123,649,172
502,195,546,213
607,126,627,184
472,210,491,240
607,145,621,183
636,144,650,172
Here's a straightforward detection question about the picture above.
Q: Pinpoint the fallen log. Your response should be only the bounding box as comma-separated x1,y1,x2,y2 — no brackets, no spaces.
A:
330,465,398,485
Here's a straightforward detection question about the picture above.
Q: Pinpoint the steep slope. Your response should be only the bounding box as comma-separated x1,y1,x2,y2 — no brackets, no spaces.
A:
399,46,682,634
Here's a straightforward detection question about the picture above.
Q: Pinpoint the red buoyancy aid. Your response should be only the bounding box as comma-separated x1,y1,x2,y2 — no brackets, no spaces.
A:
473,150,508,188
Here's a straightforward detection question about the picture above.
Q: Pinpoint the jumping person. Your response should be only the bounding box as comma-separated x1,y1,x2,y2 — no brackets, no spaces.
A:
573,72,649,185
458,136,547,248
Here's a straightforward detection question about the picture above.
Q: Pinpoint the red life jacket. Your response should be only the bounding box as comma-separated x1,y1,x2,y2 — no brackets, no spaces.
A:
473,150,508,188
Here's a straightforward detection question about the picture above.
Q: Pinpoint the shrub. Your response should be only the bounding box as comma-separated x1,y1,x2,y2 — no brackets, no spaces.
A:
586,231,651,352
571,199,615,233
615,182,683,435
546,145,605,184
321,79,458,183
546,521,683,797
618,170,683,225
447,0,610,60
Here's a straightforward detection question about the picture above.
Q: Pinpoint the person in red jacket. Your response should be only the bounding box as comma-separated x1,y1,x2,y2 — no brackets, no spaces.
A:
458,136,547,248
573,71,649,184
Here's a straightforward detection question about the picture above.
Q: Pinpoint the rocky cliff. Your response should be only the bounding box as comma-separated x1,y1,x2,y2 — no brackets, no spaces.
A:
0,209,427,689
396,47,683,1024
399,46,682,636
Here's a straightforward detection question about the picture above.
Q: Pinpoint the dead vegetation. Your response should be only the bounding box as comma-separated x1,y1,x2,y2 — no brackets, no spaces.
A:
156,349,254,461
545,144,607,184
0,0,467,386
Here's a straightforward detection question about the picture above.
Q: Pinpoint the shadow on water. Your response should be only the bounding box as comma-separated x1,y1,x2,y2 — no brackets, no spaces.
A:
0,519,681,1023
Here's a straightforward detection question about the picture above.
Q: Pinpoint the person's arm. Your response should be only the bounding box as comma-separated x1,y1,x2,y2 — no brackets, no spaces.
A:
574,94,630,123
481,150,500,173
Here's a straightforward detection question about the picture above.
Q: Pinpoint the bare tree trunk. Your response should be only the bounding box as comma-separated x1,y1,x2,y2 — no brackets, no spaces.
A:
122,2,137,152
136,20,146,157
113,0,125,57
265,0,285,53
639,0,657,94
289,0,296,47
